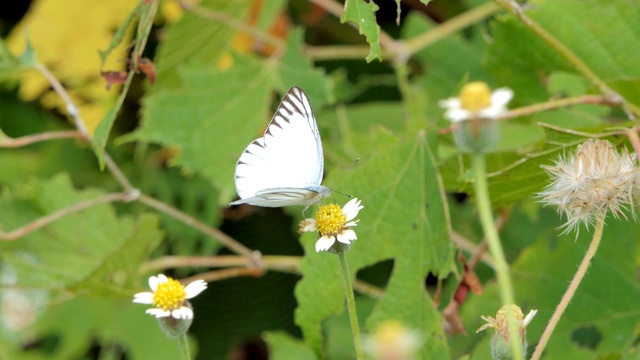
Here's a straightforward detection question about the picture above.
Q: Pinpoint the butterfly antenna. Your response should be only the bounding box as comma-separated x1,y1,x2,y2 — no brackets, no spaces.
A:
331,189,353,199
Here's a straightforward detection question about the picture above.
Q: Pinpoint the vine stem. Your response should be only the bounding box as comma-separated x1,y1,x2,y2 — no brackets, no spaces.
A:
338,251,365,360
0,130,84,147
137,194,254,259
0,193,132,241
530,216,605,360
472,154,522,360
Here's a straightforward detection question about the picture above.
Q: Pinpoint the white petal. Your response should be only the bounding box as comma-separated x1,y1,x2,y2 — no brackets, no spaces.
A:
438,98,461,109
490,88,514,107
148,276,160,291
149,274,169,291
172,307,193,319
146,308,171,318
479,106,506,119
132,292,154,304
299,218,317,233
315,235,336,252
444,108,471,122
345,220,359,228
337,229,357,244
523,309,538,327
342,198,363,221
185,280,207,299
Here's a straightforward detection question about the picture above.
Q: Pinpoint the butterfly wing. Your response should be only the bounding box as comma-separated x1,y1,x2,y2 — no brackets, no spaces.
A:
232,87,329,207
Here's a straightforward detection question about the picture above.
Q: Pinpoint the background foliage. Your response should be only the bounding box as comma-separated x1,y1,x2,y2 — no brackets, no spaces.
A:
0,0,639,359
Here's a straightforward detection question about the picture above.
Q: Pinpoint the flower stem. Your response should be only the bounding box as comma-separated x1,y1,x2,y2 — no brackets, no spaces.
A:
530,215,605,360
472,154,523,360
178,333,191,360
338,251,365,360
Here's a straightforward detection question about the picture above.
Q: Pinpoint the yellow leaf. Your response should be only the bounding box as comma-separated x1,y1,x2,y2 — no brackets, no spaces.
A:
6,0,138,134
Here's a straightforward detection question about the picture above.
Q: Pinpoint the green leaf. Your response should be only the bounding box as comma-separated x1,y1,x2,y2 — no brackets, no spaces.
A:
341,0,382,62
0,174,161,295
129,28,329,203
31,298,182,359
152,0,249,90
295,130,453,357
263,331,318,360
70,213,163,297
0,38,21,82
17,30,37,68
92,71,134,168
125,57,272,202
98,3,140,67
487,0,640,107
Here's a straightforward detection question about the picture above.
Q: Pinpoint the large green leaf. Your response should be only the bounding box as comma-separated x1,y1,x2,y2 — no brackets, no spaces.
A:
453,208,640,359
130,29,329,203
0,174,162,295
295,128,453,357
152,0,249,90
30,298,182,360
487,0,640,107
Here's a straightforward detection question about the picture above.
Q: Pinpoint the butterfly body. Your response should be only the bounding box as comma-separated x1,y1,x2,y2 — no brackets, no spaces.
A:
231,87,330,207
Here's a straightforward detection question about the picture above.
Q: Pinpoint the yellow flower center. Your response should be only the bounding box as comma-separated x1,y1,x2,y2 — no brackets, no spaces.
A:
315,204,346,236
153,278,187,311
375,320,405,345
459,81,491,112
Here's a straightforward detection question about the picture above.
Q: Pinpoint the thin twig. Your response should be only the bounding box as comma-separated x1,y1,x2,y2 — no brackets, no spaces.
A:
180,267,264,285
188,5,286,50
405,2,500,54
140,255,300,273
498,95,623,121
530,216,605,360
440,94,623,136
625,127,640,159
103,153,136,194
35,63,91,138
142,254,385,297
137,194,255,259
0,130,84,148
0,193,131,241
451,231,494,268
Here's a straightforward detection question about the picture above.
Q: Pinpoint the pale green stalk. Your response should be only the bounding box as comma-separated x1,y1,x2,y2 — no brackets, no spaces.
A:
338,251,365,360
530,216,605,360
472,154,523,360
178,333,191,360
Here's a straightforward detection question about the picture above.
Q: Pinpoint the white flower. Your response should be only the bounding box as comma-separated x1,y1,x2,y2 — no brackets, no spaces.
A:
439,82,513,123
299,198,363,252
133,274,207,319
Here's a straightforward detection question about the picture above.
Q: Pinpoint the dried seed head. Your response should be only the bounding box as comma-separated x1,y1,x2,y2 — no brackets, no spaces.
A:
538,139,640,235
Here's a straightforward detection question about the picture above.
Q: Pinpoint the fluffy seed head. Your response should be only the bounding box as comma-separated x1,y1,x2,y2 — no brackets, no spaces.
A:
538,139,640,235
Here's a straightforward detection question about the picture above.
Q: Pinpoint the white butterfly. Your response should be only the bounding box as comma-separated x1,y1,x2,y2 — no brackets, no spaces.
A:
230,86,331,207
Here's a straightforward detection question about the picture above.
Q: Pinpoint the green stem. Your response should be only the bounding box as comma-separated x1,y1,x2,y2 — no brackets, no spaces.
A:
338,251,365,360
530,216,605,360
178,333,191,360
472,154,522,360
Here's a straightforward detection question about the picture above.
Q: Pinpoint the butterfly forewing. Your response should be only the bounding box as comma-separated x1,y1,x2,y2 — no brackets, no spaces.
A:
232,87,328,207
